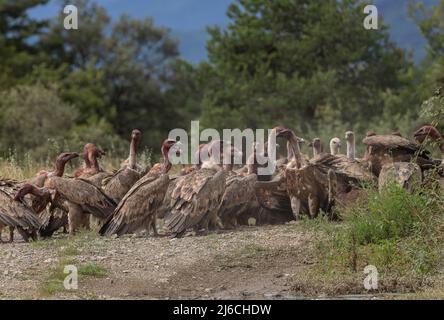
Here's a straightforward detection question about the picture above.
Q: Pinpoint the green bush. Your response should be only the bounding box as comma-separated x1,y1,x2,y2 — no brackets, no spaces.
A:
316,183,444,277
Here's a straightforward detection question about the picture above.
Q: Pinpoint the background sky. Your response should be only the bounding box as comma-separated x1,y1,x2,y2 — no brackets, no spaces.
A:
29,0,439,64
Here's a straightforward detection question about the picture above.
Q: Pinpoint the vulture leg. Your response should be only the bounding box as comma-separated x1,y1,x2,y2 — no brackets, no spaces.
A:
68,204,84,235
290,196,301,221
211,213,224,230
9,226,14,243
63,225,68,234
150,216,158,237
16,227,29,242
81,214,91,230
308,194,320,219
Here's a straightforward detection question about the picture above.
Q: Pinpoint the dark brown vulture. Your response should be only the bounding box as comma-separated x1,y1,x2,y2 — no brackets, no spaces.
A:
99,139,180,237
362,133,439,176
0,181,47,242
23,152,79,237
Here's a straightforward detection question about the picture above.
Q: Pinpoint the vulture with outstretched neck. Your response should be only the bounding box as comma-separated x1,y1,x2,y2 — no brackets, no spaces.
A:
0,181,48,242
23,152,79,237
363,132,439,176
164,140,233,237
28,152,80,187
101,129,145,203
284,136,336,219
99,139,180,237
254,126,305,224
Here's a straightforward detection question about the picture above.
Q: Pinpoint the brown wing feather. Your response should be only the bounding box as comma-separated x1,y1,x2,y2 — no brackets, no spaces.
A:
218,174,257,225
165,169,226,236
102,167,142,202
99,174,170,236
363,135,424,154
46,177,116,219
39,207,68,237
0,188,41,230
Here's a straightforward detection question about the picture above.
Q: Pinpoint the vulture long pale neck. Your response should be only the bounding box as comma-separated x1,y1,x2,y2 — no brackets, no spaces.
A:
53,159,67,177
160,146,172,174
286,141,295,160
90,154,101,173
313,144,321,158
128,136,140,169
288,135,303,169
347,136,356,160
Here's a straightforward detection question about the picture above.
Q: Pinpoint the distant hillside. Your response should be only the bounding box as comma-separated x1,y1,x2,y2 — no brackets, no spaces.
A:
374,0,438,62
29,0,439,63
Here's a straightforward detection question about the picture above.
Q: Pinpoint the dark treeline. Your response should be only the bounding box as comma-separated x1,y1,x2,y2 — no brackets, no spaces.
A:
0,0,443,161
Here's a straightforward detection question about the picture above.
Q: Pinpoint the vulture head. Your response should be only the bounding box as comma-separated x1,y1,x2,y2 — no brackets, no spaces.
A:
274,126,294,140
414,125,442,145
345,131,355,142
14,183,52,213
309,138,323,157
83,143,105,164
56,152,79,166
52,152,79,177
366,131,377,138
161,139,180,157
329,138,341,155
131,129,142,149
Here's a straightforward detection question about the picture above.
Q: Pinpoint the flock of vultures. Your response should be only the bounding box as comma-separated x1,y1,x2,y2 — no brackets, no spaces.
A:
0,125,443,243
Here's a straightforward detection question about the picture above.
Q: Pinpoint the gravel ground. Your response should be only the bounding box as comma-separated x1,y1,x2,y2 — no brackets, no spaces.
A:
0,222,317,300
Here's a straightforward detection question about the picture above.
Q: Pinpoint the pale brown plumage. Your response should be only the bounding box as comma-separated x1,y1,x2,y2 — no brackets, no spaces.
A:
218,173,258,228
362,134,438,176
101,129,145,203
285,161,336,220
45,176,116,220
165,168,227,237
100,173,170,236
254,126,304,223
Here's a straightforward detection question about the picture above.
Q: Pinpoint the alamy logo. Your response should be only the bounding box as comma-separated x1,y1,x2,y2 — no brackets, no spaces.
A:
363,5,378,30
363,265,378,290
63,5,78,30
63,265,78,290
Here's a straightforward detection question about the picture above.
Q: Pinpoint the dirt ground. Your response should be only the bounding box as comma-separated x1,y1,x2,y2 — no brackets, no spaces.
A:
0,222,439,300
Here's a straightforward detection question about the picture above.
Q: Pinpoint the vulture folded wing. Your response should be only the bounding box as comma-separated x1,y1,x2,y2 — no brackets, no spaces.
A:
314,154,375,183
254,174,291,213
157,176,179,220
47,177,116,219
219,174,257,219
99,174,170,236
165,169,226,235
39,207,68,237
0,189,41,229
363,135,422,154
102,167,142,202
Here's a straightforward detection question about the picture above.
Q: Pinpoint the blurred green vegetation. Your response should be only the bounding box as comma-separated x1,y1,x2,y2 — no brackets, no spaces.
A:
0,0,443,164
